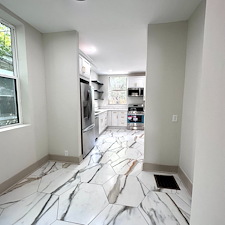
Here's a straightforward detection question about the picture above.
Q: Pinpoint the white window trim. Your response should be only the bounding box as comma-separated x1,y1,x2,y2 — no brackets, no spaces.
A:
0,18,23,129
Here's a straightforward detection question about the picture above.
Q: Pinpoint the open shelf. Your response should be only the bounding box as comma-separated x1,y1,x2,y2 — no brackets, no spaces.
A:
92,80,103,85
94,90,104,93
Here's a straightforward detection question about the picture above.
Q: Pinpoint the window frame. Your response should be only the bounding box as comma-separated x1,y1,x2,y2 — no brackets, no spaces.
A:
0,18,22,129
108,76,127,105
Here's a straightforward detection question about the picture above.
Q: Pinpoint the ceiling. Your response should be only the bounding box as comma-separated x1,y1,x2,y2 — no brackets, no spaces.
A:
0,0,202,75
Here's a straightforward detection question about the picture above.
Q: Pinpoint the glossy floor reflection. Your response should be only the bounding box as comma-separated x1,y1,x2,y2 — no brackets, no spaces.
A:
0,128,191,225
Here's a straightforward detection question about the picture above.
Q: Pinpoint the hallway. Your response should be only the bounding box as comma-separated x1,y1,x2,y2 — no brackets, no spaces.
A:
0,129,191,224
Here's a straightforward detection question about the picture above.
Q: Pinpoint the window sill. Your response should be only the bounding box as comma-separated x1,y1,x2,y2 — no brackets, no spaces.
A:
0,124,30,133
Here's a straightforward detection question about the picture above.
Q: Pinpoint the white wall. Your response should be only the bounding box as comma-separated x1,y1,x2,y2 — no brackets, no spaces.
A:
179,1,206,182
0,6,48,183
144,22,187,166
190,0,225,224
43,31,82,158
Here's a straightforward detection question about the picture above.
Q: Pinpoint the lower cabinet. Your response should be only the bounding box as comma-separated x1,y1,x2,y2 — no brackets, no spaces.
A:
99,111,108,134
109,111,127,127
98,110,128,134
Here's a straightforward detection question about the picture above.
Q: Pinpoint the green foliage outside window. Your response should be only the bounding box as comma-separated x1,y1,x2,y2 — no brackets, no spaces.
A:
0,22,13,74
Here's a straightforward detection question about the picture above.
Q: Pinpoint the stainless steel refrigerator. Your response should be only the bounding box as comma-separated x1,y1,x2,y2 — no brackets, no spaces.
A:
80,80,95,157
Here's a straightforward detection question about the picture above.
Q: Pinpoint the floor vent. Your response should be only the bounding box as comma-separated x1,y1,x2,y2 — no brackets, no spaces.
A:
154,175,180,190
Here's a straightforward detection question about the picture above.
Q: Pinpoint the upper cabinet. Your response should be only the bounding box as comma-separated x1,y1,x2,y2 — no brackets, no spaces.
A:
128,76,146,100
79,55,91,80
128,76,145,88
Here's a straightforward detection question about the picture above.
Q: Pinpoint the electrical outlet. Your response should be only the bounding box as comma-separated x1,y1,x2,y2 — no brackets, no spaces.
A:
64,150,69,156
172,115,178,122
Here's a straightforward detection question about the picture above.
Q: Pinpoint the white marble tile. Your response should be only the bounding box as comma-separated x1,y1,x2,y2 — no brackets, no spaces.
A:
108,142,124,151
38,169,80,195
111,158,140,175
78,163,115,185
166,193,191,222
28,161,71,178
137,171,158,191
58,183,108,225
97,142,117,152
117,147,143,160
103,175,148,207
128,160,143,176
88,164,116,185
51,220,81,225
99,151,120,164
0,192,58,225
0,208,3,216
0,178,41,208
139,191,189,225
89,204,148,225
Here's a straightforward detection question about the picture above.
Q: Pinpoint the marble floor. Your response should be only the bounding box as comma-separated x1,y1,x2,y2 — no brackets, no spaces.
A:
0,128,191,225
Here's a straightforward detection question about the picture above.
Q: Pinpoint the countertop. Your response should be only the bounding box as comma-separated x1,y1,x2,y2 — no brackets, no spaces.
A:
94,108,127,116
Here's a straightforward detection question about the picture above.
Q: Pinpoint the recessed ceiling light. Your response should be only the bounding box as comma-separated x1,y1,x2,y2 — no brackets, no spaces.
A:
82,46,97,55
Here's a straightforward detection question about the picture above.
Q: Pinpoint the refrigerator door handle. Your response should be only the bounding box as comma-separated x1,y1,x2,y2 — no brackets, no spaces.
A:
83,124,95,133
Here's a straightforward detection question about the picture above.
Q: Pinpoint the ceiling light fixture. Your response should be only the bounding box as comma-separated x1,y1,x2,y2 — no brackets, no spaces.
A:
81,46,97,55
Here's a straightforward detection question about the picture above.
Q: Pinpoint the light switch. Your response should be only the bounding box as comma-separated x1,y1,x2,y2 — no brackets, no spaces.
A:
172,115,178,122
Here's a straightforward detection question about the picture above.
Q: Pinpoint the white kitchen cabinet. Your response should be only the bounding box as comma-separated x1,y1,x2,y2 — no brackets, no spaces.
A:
99,111,108,134
110,111,127,127
79,55,91,80
107,111,112,126
128,76,145,88
111,111,118,126
118,111,127,126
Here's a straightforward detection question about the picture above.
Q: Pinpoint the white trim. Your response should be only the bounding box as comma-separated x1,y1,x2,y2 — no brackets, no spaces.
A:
0,18,16,30
0,124,29,132
0,73,17,79
0,19,22,127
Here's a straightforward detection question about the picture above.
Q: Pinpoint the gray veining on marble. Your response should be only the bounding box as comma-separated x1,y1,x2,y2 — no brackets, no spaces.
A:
117,146,144,160
0,192,58,225
0,179,41,208
51,220,81,225
103,175,148,207
111,158,140,175
89,204,148,225
58,183,108,225
38,169,80,195
29,161,77,179
139,191,190,225
0,128,192,225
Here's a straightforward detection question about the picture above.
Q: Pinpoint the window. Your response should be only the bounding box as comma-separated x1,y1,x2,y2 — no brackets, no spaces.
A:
0,19,20,127
108,76,127,104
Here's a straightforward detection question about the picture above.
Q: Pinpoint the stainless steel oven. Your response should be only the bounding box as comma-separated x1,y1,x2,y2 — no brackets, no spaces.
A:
127,104,144,130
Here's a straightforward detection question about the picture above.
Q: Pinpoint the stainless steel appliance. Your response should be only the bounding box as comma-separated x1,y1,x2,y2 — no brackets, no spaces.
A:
127,104,144,130
128,88,144,97
94,115,99,140
80,80,95,157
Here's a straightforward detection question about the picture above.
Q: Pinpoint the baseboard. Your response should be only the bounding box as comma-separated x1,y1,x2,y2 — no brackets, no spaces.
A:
143,163,178,173
49,154,83,164
0,155,49,195
178,167,193,195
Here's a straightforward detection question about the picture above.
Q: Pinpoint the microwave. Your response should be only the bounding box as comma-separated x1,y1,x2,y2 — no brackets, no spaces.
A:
128,88,144,97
